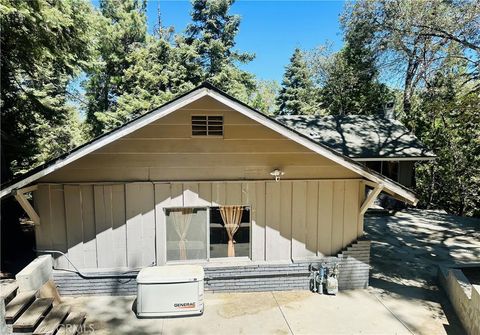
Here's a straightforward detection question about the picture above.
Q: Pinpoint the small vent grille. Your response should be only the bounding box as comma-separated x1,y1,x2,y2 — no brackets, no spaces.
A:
192,115,223,136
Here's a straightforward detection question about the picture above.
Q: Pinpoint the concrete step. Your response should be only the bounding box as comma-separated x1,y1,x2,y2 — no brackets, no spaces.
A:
0,281,18,305
13,298,53,332
5,290,36,323
56,312,86,335
33,304,70,335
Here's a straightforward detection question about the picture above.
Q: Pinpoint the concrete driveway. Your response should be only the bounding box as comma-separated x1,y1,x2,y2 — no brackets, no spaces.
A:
365,209,480,335
65,290,412,335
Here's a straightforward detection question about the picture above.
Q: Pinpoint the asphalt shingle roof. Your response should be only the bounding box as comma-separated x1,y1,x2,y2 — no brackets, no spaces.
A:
275,115,435,159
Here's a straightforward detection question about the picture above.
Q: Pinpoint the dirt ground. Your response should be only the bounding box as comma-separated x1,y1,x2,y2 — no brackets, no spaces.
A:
61,209,480,335
365,209,480,335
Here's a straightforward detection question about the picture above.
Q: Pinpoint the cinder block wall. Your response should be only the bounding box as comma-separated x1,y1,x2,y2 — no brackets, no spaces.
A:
53,241,370,296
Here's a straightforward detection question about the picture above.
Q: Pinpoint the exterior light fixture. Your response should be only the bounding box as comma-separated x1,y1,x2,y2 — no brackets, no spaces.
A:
270,169,284,182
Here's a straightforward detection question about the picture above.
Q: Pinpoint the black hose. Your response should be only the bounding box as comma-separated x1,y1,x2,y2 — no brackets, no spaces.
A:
34,249,142,280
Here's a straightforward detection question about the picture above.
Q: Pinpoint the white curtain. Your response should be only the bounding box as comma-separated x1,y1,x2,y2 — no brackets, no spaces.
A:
219,206,244,257
170,208,194,260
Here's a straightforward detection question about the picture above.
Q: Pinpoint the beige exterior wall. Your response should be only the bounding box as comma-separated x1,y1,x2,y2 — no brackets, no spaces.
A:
32,95,369,270
34,180,365,270
38,96,357,183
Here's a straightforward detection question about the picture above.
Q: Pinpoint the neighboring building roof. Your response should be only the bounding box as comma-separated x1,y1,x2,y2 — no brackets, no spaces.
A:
275,115,435,160
0,82,419,204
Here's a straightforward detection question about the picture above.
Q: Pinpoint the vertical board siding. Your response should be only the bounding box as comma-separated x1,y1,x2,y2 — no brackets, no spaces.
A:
94,185,114,268
252,182,266,261
212,183,226,206
278,181,292,260
34,185,53,251
126,183,155,267
226,183,242,205
154,183,171,265
265,182,281,261
317,181,333,256
183,183,200,206
331,181,345,254
343,181,359,247
357,182,366,236
111,185,127,267
305,181,319,255
80,185,97,268
241,182,255,260
198,183,212,206
291,181,309,259
64,185,84,268
34,180,363,269
49,185,68,268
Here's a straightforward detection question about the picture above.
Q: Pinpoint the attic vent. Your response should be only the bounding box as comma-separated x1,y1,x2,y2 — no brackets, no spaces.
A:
191,115,223,136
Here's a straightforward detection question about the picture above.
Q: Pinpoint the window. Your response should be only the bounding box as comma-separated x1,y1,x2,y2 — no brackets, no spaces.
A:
165,206,250,262
365,161,399,181
165,208,208,261
209,206,250,258
191,115,223,136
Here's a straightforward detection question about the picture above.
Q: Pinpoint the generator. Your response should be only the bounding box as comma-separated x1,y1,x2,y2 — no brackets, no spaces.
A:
136,265,204,317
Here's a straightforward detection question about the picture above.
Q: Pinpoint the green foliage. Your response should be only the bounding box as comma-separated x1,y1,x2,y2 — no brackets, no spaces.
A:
186,0,256,100
89,0,257,133
341,0,480,217
0,0,96,180
101,35,201,130
84,0,148,136
413,75,480,217
276,48,318,115
249,80,280,115
319,18,391,115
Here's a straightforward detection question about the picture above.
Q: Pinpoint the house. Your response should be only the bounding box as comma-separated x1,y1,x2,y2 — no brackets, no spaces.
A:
275,115,435,188
0,83,422,295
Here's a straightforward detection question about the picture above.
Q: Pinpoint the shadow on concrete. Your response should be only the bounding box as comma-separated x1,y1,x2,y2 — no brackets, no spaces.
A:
365,209,480,335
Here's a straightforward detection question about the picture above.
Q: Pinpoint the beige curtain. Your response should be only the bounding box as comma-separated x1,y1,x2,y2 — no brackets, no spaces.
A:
219,206,244,257
171,208,194,260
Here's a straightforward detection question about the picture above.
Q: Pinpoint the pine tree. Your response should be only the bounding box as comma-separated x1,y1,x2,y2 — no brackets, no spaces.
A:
319,20,390,115
84,0,148,136
1,0,96,180
186,0,256,101
276,48,317,115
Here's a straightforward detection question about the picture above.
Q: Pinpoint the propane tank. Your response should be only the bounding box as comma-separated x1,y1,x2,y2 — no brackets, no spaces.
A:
326,263,339,295
317,263,326,294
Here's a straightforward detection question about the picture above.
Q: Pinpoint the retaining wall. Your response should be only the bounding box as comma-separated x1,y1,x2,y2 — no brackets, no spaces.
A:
438,266,480,335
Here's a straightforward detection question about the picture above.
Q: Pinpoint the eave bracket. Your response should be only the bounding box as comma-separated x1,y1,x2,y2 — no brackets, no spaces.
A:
360,182,384,215
12,185,40,225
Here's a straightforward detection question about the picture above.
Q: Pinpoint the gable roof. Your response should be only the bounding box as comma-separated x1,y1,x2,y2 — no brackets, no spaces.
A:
0,82,418,204
275,115,435,160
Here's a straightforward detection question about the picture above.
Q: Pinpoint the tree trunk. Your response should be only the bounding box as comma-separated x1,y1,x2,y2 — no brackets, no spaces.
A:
403,59,418,124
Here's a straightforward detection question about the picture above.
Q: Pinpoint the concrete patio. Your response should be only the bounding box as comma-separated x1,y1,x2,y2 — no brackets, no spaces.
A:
64,290,413,335
60,209,480,335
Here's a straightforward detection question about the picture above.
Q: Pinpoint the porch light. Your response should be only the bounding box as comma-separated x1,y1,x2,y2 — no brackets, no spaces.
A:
270,169,284,182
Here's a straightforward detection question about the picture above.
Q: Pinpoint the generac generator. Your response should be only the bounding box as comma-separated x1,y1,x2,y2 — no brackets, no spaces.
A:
136,265,204,317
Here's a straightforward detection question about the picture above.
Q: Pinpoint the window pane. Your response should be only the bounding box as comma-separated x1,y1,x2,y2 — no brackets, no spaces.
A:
210,206,250,258
166,208,207,261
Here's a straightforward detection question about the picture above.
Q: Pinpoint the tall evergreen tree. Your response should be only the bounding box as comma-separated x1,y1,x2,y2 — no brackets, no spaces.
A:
185,0,256,101
276,48,317,115
84,0,148,136
319,19,390,115
1,0,95,180
105,32,203,128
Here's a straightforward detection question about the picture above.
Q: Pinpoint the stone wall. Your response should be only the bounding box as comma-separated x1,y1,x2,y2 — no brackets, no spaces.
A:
438,266,480,335
53,240,370,296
